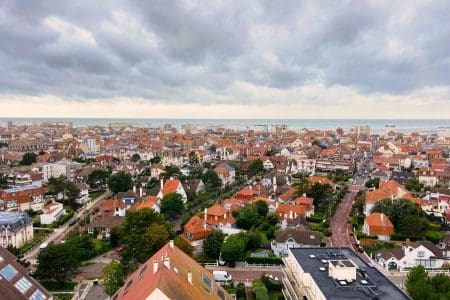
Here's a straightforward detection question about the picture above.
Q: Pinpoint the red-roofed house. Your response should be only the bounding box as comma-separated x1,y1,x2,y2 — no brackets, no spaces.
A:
101,199,126,217
130,196,161,213
294,196,315,216
158,178,188,203
183,215,211,242
204,204,237,228
363,213,394,240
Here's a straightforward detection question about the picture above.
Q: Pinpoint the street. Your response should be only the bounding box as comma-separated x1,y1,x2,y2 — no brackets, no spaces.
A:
24,191,110,264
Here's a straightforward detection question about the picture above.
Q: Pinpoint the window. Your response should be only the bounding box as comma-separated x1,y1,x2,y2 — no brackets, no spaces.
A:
0,264,18,281
29,289,46,300
202,273,212,288
417,251,425,257
15,277,32,294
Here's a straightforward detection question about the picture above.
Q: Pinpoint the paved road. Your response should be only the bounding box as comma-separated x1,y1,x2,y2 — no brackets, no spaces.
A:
329,190,356,248
24,191,110,263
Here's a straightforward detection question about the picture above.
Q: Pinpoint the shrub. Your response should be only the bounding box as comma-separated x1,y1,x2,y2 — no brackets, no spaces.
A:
252,279,269,300
306,216,323,223
323,229,332,237
246,256,283,265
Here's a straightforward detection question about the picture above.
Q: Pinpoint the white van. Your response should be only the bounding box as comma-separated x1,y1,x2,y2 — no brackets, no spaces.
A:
212,271,232,282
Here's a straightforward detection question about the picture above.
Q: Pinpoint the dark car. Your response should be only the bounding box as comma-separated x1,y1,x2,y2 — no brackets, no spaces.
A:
114,245,127,253
69,217,80,226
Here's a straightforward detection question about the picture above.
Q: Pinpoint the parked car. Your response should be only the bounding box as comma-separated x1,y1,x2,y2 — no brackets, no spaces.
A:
213,271,232,282
114,245,127,253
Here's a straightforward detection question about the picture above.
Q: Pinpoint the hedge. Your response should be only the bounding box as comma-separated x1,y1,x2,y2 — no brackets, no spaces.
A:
306,216,324,223
246,256,283,265
356,232,377,240
252,279,269,300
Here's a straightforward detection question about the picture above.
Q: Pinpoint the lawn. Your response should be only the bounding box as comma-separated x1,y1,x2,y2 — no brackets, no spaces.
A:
89,190,105,200
18,229,53,255
41,281,76,292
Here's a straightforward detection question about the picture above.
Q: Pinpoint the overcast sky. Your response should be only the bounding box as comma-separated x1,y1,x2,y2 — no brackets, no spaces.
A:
1,0,450,119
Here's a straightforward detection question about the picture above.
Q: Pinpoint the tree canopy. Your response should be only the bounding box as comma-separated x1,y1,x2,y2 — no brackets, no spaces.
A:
406,266,450,300
87,169,110,189
20,152,37,165
161,193,184,220
203,230,225,259
107,171,133,194
247,159,265,176
202,169,222,192
102,261,124,296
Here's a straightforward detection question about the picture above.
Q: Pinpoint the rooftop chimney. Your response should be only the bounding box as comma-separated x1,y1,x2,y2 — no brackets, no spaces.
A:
133,185,136,193
160,179,164,190
139,187,143,198
169,240,174,249
153,260,158,274
204,208,208,230
187,271,193,285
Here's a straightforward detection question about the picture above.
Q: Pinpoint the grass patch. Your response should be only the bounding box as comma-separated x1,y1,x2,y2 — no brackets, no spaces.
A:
89,190,105,200
269,290,283,300
53,294,73,300
41,281,76,292
18,229,52,255
311,222,324,232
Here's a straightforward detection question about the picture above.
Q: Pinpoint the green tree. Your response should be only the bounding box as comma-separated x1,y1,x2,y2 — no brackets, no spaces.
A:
189,151,199,166
203,230,225,259
150,156,161,164
107,171,133,194
102,261,124,296
162,165,181,179
371,198,423,228
292,177,309,197
265,212,279,226
148,177,159,189
405,177,423,192
65,181,80,210
244,231,262,250
308,183,334,210
174,236,194,257
405,266,434,300
0,173,8,188
221,235,246,264
119,208,169,273
20,152,37,165
130,153,141,162
202,169,222,192
247,159,265,176
254,200,269,217
161,193,184,219
145,223,169,253
35,243,81,282
365,178,380,189
237,206,259,230
399,215,428,240
87,169,110,188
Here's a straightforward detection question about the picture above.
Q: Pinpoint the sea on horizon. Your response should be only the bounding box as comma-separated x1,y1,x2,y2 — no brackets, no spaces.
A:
1,118,450,134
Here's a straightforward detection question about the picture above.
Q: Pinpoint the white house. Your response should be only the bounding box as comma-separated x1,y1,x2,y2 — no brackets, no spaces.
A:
0,212,34,248
271,227,320,257
76,183,89,205
157,178,188,203
378,241,448,271
40,202,65,225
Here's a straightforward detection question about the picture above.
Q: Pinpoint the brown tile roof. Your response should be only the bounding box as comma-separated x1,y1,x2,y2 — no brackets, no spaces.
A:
162,179,180,195
274,227,320,245
114,242,232,300
365,213,394,236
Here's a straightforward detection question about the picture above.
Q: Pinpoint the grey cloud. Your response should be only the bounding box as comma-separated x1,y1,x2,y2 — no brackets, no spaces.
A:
0,0,450,104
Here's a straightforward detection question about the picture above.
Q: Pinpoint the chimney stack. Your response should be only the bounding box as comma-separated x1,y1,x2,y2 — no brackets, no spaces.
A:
169,240,174,249
153,260,158,274
133,185,136,193
160,179,164,190
187,271,193,285
204,208,208,230
139,187,143,198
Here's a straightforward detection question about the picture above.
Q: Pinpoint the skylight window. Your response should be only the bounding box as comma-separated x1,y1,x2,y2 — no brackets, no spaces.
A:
29,289,46,300
0,264,18,281
15,276,32,294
